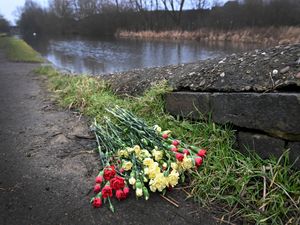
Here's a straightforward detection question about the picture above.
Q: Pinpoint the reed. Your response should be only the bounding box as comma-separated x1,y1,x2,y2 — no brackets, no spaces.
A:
117,26,300,45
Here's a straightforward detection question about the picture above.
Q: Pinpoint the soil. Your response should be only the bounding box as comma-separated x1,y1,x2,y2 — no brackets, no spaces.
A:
0,51,221,225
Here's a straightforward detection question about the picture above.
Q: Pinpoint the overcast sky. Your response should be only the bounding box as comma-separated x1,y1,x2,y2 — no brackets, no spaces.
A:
0,0,227,25
0,0,48,24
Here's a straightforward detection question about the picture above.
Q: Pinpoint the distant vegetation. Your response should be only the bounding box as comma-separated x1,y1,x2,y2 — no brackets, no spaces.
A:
17,0,300,38
0,14,10,33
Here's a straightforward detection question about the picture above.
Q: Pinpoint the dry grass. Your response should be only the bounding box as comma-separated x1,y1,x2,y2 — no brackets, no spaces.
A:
117,26,300,45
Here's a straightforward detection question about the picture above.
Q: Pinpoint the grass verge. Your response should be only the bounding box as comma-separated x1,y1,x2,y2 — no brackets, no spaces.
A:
35,66,300,224
0,36,43,62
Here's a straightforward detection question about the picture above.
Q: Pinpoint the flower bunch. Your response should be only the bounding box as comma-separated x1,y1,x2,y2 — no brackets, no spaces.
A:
91,165,130,211
90,106,207,212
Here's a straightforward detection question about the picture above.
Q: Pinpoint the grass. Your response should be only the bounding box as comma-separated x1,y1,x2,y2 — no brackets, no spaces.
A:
35,65,300,224
0,36,43,62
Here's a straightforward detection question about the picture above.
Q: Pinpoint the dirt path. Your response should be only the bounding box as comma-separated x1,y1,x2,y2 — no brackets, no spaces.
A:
0,51,218,225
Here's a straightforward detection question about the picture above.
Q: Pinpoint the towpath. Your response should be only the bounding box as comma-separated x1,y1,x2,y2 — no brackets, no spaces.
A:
0,51,218,225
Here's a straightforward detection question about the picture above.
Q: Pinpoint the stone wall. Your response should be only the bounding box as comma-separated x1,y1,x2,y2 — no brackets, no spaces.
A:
165,92,300,169
103,43,300,169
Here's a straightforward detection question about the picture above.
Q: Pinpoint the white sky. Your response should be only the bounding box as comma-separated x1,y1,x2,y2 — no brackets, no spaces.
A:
0,0,227,25
0,0,48,25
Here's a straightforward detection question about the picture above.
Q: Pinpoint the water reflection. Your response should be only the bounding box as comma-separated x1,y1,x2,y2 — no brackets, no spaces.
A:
25,36,266,75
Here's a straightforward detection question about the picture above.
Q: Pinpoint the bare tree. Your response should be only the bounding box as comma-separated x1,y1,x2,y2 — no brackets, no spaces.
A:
160,0,186,27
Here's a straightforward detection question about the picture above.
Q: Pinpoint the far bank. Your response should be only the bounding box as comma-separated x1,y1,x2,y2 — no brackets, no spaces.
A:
116,26,300,45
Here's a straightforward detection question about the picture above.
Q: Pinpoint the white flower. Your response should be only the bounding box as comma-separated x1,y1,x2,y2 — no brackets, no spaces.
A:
136,188,143,197
153,125,162,133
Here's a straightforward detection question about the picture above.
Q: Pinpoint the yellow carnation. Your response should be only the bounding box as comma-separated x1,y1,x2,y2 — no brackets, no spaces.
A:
162,130,171,135
127,147,134,153
168,170,179,187
133,145,141,155
152,149,163,161
182,156,193,170
144,167,149,175
171,162,178,170
149,173,168,192
138,149,151,160
123,161,133,171
117,149,129,158
143,158,154,166
148,162,161,179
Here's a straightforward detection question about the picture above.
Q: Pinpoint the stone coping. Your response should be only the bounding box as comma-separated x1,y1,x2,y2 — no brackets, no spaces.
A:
102,44,300,96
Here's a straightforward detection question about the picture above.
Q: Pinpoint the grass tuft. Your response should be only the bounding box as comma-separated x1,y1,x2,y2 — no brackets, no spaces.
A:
0,36,43,62
35,66,300,224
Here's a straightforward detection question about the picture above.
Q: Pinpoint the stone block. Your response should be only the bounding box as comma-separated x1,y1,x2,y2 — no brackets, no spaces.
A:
211,93,300,141
288,142,300,170
237,131,285,159
165,92,210,119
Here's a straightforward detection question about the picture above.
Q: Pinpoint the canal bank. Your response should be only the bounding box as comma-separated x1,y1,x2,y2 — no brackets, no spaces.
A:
103,43,300,169
2,36,299,224
0,44,219,224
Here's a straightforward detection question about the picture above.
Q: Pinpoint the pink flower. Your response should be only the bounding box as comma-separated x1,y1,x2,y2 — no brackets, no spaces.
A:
171,147,178,152
172,140,180,146
95,176,103,184
103,165,116,181
175,153,184,162
110,176,125,190
101,185,113,198
94,184,101,193
92,197,102,208
115,189,127,201
123,187,130,196
183,149,190,155
197,149,207,157
162,133,169,139
195,157,203,167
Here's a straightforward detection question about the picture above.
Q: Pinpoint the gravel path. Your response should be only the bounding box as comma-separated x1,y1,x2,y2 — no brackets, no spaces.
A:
0,51,218,225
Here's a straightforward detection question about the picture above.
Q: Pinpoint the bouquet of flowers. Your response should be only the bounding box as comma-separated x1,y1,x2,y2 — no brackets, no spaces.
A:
90,106,206,212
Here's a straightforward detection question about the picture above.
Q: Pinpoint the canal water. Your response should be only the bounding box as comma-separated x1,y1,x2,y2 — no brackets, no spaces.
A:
26,36,265,75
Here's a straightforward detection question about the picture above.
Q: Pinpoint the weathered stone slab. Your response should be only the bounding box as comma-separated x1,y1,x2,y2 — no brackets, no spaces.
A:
211,93,300,140
288,142,300,169
165,92,210,119
103,44,300,96
237,132,285,159
166,92,300,141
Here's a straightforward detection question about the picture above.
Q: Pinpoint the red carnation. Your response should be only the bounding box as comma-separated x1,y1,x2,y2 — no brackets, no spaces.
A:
92,197,102,208
95,176,103,184
195,157,203,167
123,187,130,196
103,165,116,181
110,176,125,190
183,149,190,155
175,153,184,162
171,147,178,152
162,133,169,139
197,149,207,157
101,185,113,198
94,184,101,193
115,189,127,201
172,140,180,146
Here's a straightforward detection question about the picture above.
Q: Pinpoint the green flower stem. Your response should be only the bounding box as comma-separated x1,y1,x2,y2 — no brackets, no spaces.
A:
107,197,115,213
